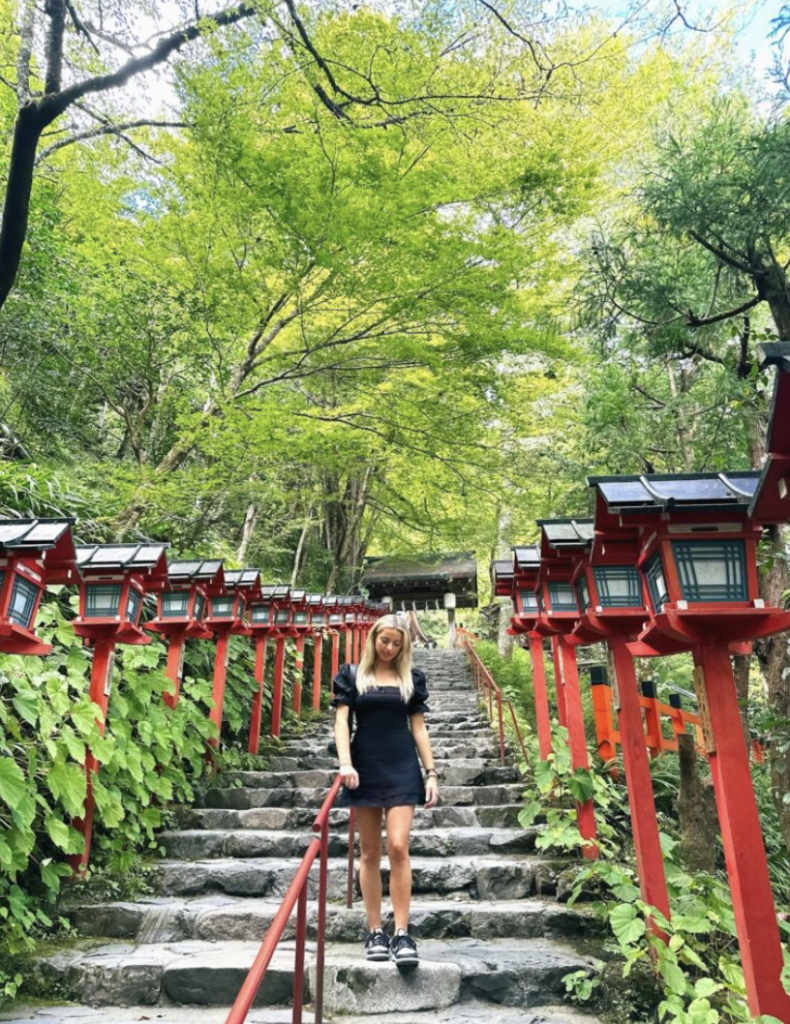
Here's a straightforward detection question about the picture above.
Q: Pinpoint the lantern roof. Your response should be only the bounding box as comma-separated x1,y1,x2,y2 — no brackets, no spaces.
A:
306,593,324,606
537,519,594,551
224,569,261,590
492,559,514,597
749,343,790,523
290,589,307,603
323,595,338,607
587,472,759,515
166,558,224,585
513,545,540,571
76,543,168,581
0,517,77,578
338,596,354,607
271,585,290,601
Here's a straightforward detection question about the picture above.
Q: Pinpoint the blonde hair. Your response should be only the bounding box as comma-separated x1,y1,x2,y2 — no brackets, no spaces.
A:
356,614,414,700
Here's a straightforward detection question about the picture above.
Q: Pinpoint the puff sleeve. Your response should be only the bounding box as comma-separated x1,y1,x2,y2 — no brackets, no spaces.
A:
408,668,430,715
330,664,355,710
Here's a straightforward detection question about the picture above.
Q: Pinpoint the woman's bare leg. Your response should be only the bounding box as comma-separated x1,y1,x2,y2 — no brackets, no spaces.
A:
385,805,415,932
355,806,384,929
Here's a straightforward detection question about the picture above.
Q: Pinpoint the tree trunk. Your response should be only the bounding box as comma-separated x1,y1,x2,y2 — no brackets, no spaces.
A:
677,733,718,873
237,502,258,564
0,104,44,311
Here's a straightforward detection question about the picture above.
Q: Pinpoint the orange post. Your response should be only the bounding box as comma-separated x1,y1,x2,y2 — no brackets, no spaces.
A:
163,633,186,709
312,634,323,710
248,637,268,755
550,635,568,727
556,636,597,858
590,667,618,763
293,635,305,715
70,638,116,873
694,644,790,1021
641,680,663,757
528,632,552,760
208,632,230,749
271,635,286,738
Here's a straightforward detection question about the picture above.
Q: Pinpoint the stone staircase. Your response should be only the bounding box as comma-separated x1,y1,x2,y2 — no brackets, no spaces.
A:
5,649,604,1024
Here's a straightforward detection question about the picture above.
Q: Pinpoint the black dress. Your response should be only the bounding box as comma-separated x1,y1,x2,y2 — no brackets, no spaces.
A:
330,664,430,808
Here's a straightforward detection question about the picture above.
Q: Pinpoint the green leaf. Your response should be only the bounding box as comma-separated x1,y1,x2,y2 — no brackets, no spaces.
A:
567,767,596,804
0,757,27,810
12,690,39,727
47,761,87,817
609,903,646,946
45,816,72,851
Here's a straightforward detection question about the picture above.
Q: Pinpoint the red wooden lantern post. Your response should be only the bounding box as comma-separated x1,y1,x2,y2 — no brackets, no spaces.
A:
592,467,790,1022
246,583,277,755
69,543,168,872
326,599,342,692
0,518,76,656
535,520,598,858
564,504,672,929
290,590,309,716
204,569,260,750
269,586,297,739
307,594,327,711
339,597,355,663
146,559,224,708
500,547,553,761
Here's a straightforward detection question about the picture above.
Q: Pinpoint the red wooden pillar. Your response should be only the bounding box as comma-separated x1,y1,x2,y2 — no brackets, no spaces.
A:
557,636,597,858
610,640,670,931
312,634,323,710
694,644,790,1022
345,629,352,664
70,638,116,873
271,634,286,738
330,632,340,694
641,680,663,757
550,635,568,727
591,676,617,763
208,632,231,748
293,635,305,715
248,637,267,755
528,632,552,760
163,633,186,710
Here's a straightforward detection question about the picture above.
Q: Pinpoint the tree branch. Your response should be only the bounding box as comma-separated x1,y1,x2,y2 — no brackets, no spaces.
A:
16,0,37,105
686,294,762,328
688,229,755,276
36,119,188,163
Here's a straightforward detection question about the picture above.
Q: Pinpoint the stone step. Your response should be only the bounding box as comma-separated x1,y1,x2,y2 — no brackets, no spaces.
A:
35,936,595,1011
67,895,595,944
269,751,509,771
218,764,519,791
0,1000,606,1024
203,782,525,810
153,854,567,900
159,826,540,861
175,803,527,833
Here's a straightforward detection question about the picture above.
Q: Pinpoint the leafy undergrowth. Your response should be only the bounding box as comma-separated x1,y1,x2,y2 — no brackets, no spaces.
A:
0,590,299,1006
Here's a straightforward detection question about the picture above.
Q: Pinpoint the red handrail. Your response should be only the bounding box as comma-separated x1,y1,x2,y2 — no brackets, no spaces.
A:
225,772,352,1024
460,637,530,769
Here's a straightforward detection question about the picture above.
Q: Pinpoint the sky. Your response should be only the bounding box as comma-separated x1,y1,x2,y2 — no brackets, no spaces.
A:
586,0,777,73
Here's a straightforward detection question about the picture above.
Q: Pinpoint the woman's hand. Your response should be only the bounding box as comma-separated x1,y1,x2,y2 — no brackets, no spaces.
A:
339,764,359,789
424,777,439,809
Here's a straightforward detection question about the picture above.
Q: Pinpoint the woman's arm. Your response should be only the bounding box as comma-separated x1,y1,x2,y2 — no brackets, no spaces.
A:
334,704,359,788
410,713,439,808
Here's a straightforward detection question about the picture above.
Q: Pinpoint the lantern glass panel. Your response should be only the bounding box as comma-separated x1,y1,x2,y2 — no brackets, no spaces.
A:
575,575,591,611
126,587,142,625
593,566,643,608
345,613,356,624
211,597,234,618
644,553,669,612
294,611,309,625
250,604,271,624
548,582,578,612
162,591,190,618
274,609,290,625
329,613,342,625
672,540,747,602
85,583,122,617
519,590,538,612
193,594,206,621
8,575,39,628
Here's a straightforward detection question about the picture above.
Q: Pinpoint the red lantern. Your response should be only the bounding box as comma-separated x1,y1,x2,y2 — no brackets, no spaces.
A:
306,594,327,711
204,569,261,750
589,469,790,1021
146,559,224,708
69,542,169,872
0,518,76,656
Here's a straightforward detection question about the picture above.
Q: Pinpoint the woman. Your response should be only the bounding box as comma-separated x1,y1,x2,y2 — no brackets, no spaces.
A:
331,613,439,967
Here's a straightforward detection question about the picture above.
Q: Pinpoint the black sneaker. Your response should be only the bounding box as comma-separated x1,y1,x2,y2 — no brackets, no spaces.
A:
389,928,419,966
364,927,390,961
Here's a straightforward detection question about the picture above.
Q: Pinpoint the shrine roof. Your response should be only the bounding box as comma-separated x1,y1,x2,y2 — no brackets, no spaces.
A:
587,472,760,514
